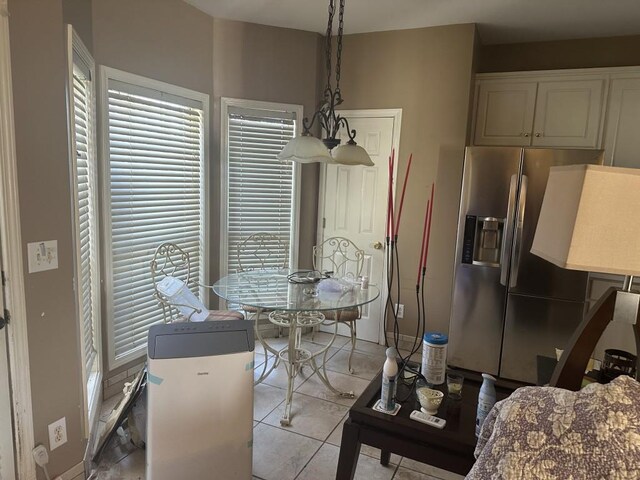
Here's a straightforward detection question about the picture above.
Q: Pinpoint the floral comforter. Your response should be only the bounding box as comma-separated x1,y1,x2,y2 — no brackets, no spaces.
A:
467,375,640,479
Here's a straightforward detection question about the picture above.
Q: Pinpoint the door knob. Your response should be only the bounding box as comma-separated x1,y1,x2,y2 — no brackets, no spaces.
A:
535,132,542,137
373,241,383,250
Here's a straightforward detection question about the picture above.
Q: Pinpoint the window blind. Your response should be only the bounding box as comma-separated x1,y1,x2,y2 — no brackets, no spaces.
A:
72,63,98,377
106,78,205,363
226,108,296,274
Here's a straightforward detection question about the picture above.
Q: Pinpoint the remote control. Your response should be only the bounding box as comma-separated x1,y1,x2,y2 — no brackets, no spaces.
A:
409,410,446,429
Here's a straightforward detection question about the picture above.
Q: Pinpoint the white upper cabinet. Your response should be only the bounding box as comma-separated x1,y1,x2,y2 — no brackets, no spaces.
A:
474,82,537,146
532,79,604,148
473,71,608,149
603,77,640,169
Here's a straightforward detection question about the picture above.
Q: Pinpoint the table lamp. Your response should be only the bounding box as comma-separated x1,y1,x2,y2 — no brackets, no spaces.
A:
531,164,640,391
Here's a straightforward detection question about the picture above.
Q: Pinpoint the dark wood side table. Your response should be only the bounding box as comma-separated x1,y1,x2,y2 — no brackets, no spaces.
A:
336,369,517,479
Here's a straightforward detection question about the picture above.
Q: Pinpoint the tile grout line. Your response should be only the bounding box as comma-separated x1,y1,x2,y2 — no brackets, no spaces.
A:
292,439,325,480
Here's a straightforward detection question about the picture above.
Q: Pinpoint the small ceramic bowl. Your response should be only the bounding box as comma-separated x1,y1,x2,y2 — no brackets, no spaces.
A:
416,387,444,415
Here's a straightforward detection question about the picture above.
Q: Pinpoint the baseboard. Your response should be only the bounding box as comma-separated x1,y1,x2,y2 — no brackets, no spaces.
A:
386,332,423,353
56,461,85,480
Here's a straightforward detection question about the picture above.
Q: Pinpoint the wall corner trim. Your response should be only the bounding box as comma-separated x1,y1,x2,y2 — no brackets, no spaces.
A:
0,7,36,480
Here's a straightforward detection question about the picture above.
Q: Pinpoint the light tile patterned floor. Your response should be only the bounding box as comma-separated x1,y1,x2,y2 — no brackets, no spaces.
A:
93,332,464,480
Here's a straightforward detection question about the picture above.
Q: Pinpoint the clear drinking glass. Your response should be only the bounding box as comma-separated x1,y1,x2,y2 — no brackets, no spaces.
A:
446,372,464,399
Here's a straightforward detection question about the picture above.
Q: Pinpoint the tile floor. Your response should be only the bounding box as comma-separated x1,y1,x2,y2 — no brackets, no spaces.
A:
92,332,464,480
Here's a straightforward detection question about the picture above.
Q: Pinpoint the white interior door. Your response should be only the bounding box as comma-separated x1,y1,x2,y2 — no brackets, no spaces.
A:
0,232,15,480
319,112,400,344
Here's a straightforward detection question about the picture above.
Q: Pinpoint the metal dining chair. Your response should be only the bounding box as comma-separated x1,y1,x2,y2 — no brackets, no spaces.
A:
313,236,365,373
151,242,243,323
236,231,289,330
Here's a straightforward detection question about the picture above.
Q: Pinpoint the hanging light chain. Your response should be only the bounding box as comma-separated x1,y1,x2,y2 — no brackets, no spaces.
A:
298,0,365,158
335,0,345,91
325,0,336,92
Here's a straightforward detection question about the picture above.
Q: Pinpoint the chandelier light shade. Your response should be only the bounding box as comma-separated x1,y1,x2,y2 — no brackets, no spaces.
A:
277,134,334,164
333,141,374,166
277,0,373,167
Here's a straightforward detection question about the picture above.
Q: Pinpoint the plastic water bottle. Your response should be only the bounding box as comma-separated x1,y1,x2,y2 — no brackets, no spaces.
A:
380,347,398,411
475,373,497,437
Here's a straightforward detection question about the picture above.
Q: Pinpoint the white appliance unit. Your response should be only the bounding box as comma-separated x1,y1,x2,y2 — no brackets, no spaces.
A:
147,319,254,480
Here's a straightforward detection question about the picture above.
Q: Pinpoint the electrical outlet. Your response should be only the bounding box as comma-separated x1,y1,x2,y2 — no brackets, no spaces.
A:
48,417,67,451
395,303,404,318
27,240,58,273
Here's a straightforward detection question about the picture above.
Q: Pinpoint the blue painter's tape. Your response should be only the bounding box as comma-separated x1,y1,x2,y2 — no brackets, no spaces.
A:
245,361,255,371
148,373,164,385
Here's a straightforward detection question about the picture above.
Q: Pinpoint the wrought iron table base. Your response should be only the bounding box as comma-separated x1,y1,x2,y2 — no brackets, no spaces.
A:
254,309,355,426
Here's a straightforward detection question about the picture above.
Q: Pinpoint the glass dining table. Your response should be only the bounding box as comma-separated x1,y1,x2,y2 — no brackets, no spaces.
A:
212,269,380,426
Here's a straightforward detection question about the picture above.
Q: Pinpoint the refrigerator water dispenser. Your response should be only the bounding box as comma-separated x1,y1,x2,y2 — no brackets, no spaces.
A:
461,215,504,267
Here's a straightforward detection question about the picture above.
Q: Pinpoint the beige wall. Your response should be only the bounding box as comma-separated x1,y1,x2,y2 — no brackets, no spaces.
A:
211,18,323,274
479,34,640,73
9,0,85,477
62,0,93,52
338,24,477,336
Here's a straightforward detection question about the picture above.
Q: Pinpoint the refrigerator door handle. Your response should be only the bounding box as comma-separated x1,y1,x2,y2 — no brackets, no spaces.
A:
509,175,528,289
500,174,518,286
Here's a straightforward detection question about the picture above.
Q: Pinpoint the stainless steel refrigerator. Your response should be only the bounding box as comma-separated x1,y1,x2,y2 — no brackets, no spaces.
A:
448,147,604,384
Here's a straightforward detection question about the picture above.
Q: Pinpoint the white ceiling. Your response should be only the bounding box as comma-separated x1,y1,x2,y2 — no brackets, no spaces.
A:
185,0,640,45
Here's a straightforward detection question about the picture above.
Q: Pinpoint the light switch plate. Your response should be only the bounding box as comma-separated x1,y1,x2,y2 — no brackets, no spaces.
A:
27,240,58,273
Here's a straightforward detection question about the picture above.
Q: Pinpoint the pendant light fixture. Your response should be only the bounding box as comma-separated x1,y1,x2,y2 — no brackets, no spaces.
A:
277,0,373,166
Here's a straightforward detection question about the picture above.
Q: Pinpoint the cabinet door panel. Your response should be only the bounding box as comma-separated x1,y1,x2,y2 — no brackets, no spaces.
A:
532,79,604,148
474,82,537,146
603,77,640,168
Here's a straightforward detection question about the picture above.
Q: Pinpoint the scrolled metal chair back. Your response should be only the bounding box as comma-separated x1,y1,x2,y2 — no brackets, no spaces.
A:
313,237,364,281
150,242,192,322
237,232,288,272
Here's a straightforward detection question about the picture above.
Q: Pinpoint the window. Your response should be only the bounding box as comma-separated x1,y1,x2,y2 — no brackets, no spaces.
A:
101,67,208,368
66,26,101,433
220,99,302,278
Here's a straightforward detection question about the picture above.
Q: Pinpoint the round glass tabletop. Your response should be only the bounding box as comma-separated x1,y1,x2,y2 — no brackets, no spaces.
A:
212,269,380,312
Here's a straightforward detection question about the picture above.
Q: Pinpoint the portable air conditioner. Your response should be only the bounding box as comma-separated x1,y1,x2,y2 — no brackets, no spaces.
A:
146,319,254,480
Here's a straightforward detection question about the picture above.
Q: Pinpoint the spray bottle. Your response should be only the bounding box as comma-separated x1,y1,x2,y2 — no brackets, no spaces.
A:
381,347,398,411
475,373,497,437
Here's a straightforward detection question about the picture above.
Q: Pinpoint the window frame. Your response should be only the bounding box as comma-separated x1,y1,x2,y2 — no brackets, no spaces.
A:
99,66,210,370
65,25,102,436
219,98,302,289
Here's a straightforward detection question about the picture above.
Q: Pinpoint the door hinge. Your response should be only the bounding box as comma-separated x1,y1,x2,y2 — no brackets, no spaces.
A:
1,270,5,286
322,217,326,228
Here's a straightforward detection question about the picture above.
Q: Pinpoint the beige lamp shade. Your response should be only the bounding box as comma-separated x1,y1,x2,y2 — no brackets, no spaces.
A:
333,142,374,166
277,135,334,164
531,164,640,276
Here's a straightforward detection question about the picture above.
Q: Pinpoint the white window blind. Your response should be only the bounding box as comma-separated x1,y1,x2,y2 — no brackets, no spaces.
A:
226,107,297,274
72,61,99,378
104,71,206,366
